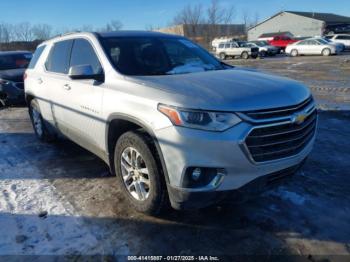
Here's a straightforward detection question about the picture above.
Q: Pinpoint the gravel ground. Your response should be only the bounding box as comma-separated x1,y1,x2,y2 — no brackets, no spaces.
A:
0,107,349,260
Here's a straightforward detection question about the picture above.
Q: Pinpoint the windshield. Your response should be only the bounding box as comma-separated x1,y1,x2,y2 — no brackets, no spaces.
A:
252,41,266,47
100,37,226,76
317,39,329,45
0,53,32,70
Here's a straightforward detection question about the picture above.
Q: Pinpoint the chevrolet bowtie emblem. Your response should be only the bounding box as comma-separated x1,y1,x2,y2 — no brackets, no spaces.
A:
293,112,307,125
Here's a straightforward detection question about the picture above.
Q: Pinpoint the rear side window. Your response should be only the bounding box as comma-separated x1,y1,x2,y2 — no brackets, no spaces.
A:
45,40,73,74
70,39,103,74
218,43,224,48
28,46,45,69
337,35,350,40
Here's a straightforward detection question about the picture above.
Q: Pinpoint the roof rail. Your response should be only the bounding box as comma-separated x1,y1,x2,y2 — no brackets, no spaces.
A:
60,31,81,37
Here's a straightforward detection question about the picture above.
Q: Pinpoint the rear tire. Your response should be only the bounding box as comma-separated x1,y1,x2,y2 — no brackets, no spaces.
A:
241,52,249,59
219,52,227,60
29,99,55,142
322,48,331,56
290,49,299,57
114,130,168,215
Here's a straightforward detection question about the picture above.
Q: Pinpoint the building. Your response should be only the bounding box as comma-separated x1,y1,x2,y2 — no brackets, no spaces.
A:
248,11,350,41
157,24,245,49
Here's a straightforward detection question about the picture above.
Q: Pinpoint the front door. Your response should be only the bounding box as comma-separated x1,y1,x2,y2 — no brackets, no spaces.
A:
61,38,105,158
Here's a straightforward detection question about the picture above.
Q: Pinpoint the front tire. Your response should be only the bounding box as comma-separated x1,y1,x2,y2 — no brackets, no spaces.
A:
29,99,55,142
322,48,331,56
114,130,167,215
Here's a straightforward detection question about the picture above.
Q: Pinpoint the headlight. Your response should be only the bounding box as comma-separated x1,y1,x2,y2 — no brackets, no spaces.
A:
158,104,242,131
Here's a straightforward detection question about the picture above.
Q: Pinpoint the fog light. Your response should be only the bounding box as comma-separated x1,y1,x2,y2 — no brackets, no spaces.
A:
183,167,226,188
192,168,202,181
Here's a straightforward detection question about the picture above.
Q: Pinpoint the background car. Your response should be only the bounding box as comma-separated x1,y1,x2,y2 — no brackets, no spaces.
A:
268,35,298,51
247,41,280,56
216,41,259,60
0,51,32,106
322,37,345,51
325,34,350,50
286,38,340,57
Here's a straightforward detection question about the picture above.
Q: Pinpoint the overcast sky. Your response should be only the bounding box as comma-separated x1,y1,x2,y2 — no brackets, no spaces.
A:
1,0,349,30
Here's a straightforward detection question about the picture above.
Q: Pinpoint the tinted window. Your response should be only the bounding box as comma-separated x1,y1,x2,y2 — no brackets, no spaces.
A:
70,39,103,74
45,40,73,74
100,37,224,76
28,46,45,69
224,43,230,48
218,43,224,48
338,35,350,40
0,53,32,70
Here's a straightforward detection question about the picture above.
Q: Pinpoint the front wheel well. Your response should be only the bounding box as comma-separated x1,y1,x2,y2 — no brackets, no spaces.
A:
107,118,159,172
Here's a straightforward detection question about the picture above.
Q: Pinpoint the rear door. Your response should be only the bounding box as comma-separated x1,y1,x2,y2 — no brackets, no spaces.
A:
43,39,74,133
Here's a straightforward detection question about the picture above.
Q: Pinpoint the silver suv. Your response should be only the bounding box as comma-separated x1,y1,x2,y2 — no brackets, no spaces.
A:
25,31,317,214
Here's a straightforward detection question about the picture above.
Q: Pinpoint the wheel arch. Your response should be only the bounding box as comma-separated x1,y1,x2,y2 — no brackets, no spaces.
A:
105,113,170,184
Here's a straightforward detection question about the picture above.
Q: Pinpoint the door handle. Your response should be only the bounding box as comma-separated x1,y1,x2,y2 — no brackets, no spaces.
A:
37,78,43,84
63,84,71,90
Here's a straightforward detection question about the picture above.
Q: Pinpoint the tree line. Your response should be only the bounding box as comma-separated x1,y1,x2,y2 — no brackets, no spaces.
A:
0,20,123,43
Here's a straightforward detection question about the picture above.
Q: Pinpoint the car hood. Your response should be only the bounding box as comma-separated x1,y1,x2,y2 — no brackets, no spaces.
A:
0,69,25,82
127,68,310,112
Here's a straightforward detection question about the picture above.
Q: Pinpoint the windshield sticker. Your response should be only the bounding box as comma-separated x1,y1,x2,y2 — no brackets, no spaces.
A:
179,39,198,49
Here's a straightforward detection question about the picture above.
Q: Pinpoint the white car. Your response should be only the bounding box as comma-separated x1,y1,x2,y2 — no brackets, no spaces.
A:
325,34,350,50
286,38,339,57
25,31,316,214
216,41,259,60
212,37,236,51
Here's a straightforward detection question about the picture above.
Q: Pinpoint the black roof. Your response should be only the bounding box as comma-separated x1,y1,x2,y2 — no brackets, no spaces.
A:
286,11,350,24
97,30,182,38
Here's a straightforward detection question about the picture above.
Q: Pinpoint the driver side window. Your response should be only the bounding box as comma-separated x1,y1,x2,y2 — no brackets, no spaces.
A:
70,39,103,75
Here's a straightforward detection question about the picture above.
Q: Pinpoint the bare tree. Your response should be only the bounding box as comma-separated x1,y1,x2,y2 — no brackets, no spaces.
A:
14,22,34,42
0,23,11,43
109,20,123,31
98,20,123,32
207,0,235,24
242,9,251,33
32,23,52,40
172,4,204,25
252,11,260,27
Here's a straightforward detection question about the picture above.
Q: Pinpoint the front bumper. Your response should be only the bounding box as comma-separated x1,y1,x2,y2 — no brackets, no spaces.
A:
168,161,305,210
155,120,315,189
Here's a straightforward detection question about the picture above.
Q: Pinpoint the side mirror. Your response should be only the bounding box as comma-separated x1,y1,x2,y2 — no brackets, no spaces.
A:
68,65,104,82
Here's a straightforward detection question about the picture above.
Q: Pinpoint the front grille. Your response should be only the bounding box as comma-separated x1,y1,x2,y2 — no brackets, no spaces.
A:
244,108,317,163
15,82,24,89
244,97,314,120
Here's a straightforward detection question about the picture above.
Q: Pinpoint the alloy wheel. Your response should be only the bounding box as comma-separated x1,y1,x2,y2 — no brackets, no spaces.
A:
120,147,151,201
